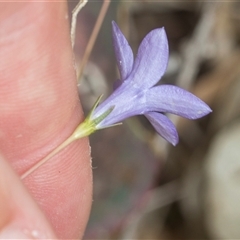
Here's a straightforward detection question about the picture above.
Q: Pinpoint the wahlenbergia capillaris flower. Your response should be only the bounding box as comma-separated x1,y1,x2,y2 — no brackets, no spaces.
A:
21,21,212,179
75,21,212,146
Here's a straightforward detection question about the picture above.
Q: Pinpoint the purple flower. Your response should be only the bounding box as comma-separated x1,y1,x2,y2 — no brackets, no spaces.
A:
90,21,211,145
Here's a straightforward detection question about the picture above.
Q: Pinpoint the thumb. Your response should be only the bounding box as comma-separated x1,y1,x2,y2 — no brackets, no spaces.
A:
0,2,92,238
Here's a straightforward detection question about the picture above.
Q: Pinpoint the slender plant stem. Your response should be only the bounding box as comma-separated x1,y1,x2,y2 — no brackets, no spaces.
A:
20,135,76,180
71,0,88,48
77,0,110,81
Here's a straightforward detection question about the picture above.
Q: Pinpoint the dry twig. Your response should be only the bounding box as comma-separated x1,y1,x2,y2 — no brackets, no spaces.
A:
71,0,88,48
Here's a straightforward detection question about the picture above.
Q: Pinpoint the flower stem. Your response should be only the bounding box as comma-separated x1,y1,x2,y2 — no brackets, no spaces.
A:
20,95,115,179
20,134,76,180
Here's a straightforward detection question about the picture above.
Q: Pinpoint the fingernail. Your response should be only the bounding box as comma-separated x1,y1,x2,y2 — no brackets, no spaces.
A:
0,225,51,239
0,227,32,239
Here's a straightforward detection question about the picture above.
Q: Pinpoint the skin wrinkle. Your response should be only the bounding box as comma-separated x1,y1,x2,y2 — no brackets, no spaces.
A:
25,138,91,237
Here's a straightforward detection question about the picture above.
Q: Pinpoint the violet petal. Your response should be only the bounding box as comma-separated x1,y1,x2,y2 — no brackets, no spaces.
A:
130,28,169,88
145,112,179,146
112,21,134,80
146,85,212,119
92,84,144,127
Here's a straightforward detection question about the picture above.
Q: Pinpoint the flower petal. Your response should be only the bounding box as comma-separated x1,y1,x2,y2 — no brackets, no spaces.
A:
92,83,147,128
130,27,169,88
145,112,178,146
112,21,134,80
146,85,212,119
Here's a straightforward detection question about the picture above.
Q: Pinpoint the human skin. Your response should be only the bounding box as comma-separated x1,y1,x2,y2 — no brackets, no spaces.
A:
0,1,92,239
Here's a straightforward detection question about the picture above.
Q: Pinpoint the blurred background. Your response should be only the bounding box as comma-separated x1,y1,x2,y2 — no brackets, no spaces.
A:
68,1,240,239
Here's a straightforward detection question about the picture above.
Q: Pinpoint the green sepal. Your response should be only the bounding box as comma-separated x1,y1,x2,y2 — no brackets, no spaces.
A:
72,95,115,139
